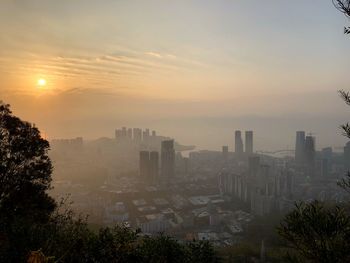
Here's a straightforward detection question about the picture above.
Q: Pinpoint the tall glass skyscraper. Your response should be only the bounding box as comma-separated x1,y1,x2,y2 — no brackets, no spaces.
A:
235,130,243,156
161,140,175,180
295,131,306,165
245,131,253,155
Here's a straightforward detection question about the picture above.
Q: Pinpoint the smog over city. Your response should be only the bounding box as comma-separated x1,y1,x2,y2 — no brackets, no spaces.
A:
1,1,350,262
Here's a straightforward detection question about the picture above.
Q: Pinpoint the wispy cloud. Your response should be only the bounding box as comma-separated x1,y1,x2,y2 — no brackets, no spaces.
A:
0,45,211,97
145,52,163,58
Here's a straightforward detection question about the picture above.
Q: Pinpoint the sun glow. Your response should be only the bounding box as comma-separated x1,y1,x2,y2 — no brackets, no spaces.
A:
37,78,46,87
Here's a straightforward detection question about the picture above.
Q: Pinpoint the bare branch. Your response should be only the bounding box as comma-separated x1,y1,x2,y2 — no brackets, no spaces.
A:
333,0,350,18
339,90,350,106
341,123,350,138
337,171,350,192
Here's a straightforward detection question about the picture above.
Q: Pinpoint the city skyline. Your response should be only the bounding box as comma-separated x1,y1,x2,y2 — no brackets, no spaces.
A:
1,0,349,151
2,1,350,261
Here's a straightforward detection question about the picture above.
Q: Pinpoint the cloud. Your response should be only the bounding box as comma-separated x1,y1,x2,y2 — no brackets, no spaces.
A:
165,54,177,59
145,52,163,58
57,87,84,95
145,52,177,60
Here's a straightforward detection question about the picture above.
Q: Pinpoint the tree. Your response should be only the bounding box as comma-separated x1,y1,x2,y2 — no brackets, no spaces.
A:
185,240,220,263
0,102,56,220
139,234,186,263
0,102,56,262
0,103,221,262
277,2,350,262
332,0,350,34
278,202,350,262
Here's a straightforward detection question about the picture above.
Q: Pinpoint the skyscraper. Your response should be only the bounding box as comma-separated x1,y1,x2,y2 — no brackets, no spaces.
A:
305,135,316,175
222,146,228,160
139,151,150,178
321,159,329,177
121,127,127,137
321,147,332,177
127,128,132,139
295,131,306,165
115,129,122,140
322,147,332,160
235,130,243,156
143,128,150,142
245,131,253,155
161,140,175,180
149,151,159,181
133,128,142,142
248,156,260,177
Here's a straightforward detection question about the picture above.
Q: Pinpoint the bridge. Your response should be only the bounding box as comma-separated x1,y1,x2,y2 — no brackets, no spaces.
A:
256,149,295,155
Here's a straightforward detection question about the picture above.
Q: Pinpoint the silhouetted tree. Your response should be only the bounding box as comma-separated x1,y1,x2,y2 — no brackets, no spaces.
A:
87,225,142,262
278,202,350,262
185,240,221,263
0,102,56,220
139,234,186,263
0,102,56,262
332,0,350,34
36,217,221,263
0,102,220,262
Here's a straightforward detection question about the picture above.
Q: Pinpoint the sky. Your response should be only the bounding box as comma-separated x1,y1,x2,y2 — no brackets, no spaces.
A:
0,0,349,151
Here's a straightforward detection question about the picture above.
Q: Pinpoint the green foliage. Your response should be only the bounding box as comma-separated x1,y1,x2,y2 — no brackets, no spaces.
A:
185,239,220,263
243,212,286,247
278,201,350,262
0,102,56,262
139,234,186,263
221,243,259,263
0,102,56,221
33,211,220,263
220,243,289,263
0,102,220,262
88,225,141,262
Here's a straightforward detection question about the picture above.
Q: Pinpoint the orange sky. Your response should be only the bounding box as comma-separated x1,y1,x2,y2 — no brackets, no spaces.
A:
1,0,349,150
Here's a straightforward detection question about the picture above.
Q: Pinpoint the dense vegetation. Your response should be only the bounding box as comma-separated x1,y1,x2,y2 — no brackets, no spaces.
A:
0,102,219,263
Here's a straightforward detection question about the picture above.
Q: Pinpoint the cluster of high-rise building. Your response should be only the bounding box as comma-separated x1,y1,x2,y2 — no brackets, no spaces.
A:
139,140,175,183
139,151,159,182
115,127,156,143
160,140,176,180
114,126,194,184
294,131,350,179
218,156,294,216
295,131,318,176
216,129,350,216
295,131,316,168
51,127,350,247
222,146,229,160
51,137,83,150
234,130,253,157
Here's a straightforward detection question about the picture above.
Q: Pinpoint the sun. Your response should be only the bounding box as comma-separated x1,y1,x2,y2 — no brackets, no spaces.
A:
37,78,46,87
